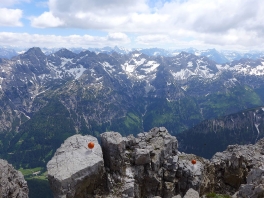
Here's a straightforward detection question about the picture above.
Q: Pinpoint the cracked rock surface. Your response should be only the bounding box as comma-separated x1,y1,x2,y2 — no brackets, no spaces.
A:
0,159,29,198
47,134,104,198
210,138,264,196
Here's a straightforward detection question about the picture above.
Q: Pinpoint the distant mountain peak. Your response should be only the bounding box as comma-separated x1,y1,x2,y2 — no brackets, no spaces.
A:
54,48,76,59
24,47,44,56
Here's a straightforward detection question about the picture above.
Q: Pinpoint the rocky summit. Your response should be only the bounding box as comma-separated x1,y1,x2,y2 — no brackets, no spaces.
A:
47,127,264,198
0,159,29,198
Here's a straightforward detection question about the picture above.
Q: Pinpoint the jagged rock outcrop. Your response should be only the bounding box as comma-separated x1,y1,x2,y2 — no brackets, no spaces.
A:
237,167,264,198
0,159,29,198
47,127,264,198
210,138,264,196
101,127,211,197
47,134,105,198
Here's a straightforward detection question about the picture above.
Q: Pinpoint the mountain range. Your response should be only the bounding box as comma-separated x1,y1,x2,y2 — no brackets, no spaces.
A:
0,47,264,171
2,45,264,64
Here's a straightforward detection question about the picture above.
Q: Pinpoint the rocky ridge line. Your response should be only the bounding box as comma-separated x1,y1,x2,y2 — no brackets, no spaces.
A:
47,127,264,198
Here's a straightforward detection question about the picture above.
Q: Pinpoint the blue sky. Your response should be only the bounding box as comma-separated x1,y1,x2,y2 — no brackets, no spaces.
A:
1,0,264,51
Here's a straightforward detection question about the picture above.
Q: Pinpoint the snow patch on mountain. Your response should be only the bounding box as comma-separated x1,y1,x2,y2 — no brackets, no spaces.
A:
122,62,135,73
144,82,155,93
187,62,193,67
181,85,188,91
121,58,146,73
101,62,115,74
171,69,194,80
171,66,215,80
136,75,146,79
194,52,201,56
141,61,160,73
66,66,86,79
216,64,229,70
223,78,238,88
134,58,146,66
231,62,264,76
47,57,86,79
132,53,141,58
61,58,73,67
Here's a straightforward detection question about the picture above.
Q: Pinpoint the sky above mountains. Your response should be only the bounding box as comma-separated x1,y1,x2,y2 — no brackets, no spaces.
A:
0,0,264,51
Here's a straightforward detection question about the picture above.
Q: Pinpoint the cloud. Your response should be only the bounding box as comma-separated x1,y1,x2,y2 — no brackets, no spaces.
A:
0,32,131,48
7,0,264,49
32,1,264,31
31,12,64,28
31,0,151,30
107,32,130,43
136,34,170,46
48,0,148,15
0,8,23,27
160,0,262,34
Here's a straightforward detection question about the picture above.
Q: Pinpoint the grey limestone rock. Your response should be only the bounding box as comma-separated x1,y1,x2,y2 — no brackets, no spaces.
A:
209,138,264,195
101,132,125,172
0,159,29,198
100,127,207,198
134,149,150,165
47,134,104,198
237,167,264,198
175,152,210,195
183,188,199,198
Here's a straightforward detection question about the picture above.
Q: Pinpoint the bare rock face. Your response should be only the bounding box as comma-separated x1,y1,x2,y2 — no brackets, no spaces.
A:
237,168,264,198
47,134,104,198
210,138,264,195
0,159,29,198
101,132,125,173
100,127,208,197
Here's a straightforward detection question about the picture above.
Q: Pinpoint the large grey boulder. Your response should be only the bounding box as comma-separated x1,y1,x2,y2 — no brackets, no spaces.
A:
0,159,29,198
47,134,104,198
176,153,209,195
237,167,264,198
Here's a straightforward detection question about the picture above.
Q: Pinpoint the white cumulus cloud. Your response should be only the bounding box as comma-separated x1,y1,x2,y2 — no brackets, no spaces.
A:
31,12,64,28
0,32,131,48
6,0,264,49
31,0,151,30
107,32,130,42
0,8,23,27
